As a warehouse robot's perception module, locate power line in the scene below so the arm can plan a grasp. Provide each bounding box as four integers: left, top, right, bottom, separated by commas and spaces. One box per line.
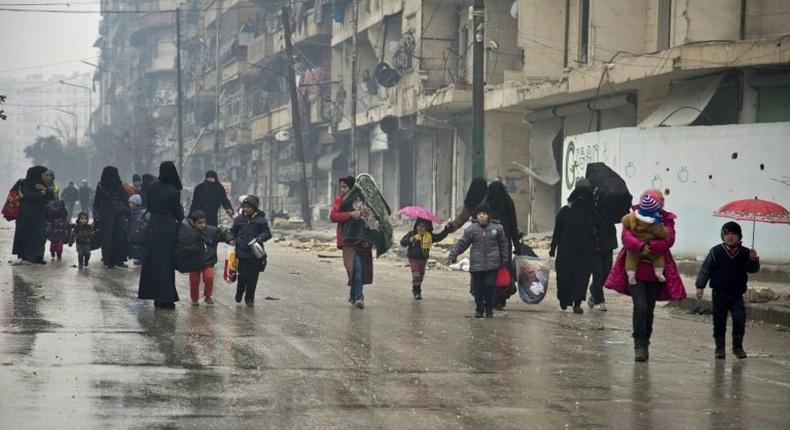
0, 56, 99, 73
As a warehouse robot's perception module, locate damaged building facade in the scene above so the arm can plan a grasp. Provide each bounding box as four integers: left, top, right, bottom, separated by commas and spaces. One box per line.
94, 0, 790, 258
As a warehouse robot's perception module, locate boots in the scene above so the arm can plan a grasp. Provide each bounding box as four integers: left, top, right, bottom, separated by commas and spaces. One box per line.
714, 337, 726, 359
634, 345, 649, 362
732, 335, 747, 359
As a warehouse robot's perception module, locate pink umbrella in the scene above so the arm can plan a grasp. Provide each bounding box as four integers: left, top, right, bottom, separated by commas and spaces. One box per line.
396, 206, 443, 225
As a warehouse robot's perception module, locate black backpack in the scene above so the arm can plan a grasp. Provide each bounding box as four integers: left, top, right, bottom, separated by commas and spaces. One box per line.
175, 221, 204, 273
585, 162, 632, 224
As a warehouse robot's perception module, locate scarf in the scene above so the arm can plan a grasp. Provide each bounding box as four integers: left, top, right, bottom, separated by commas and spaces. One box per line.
418, 232, 432, 253
339, 173, 393, 256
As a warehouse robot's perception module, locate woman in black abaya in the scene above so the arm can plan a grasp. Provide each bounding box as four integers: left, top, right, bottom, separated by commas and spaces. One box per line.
12, 166, 52, 264
93, 166, 131, 268
549, 178, 599, 314
485, 181, 521, 309
138, 162, 184, 309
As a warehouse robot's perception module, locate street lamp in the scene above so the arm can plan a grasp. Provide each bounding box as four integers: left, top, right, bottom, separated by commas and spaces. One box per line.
59, 80, 95, 181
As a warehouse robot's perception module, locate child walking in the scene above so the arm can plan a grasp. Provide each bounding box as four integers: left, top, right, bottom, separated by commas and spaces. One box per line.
187, 210, 231, 306
695, 221, 760, 359
69, 212, 94, 268
230, 196, 271, 306
399, 218, 450, 300
448, 204, 508, 318
48, 200, 70, 261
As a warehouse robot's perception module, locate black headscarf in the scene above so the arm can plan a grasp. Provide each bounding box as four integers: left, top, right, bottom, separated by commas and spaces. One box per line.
141, 173, 155, 187
25, 166, 48, 187
205, 170, 224, 187
565, 178, 596, 225
99, 166, 123, 193
464, 177, 488, 211
485, 181, 517, 226
158, 161, 183, 191
339, 175, 356, 189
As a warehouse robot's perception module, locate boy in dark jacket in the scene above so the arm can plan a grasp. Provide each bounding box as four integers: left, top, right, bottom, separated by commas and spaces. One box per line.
69, 212, 94, 269
230, 196, 272, 306
399, 218, 450, 300
187, 210, 231, 306
447, 204, 508, 318
696, 221, 760, 359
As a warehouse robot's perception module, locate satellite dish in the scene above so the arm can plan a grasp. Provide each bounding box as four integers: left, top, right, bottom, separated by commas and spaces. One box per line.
274, 130, 291, 142
380, 115, 398, 134
375, 62, 401, 88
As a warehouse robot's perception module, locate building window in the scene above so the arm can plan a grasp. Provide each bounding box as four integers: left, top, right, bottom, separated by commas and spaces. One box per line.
578, 0, 590, 64
657, 0, 672, 51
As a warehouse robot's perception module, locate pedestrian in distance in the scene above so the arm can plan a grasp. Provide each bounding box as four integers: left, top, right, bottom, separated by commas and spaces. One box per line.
78, 179, 93, 217
43, 169, 59, 201
69, 212, 94, 269
329, 176, 368, 308
189, 170, 234, 227
12, 166, 52, 265
138, 162, 185, 310
605, 188, 686, 362
185, 210, 232, 307
47, 200, 70, 261
131, 174, 143, 195
550, 178, 599, 315
447, 203, 509, 319
399, 218, 450, 300
93, 166, 131, 269
61, 181, 79, 220
127, 194, 148, 265
695, 221, 760, 360
229, 195, 271, 307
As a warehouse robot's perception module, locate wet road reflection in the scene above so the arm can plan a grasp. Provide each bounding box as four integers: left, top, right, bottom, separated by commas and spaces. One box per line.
1, 239, 789, 429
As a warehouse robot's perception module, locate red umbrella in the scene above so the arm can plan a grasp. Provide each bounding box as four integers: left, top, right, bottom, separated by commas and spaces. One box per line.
713, 197, 790, 246
396, 206, 443, 225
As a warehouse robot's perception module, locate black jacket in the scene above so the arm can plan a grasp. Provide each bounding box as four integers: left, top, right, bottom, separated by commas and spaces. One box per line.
62, 185, 79, 204
399, 227, 450, 260
230, 211, 272, 259
199, 224, 231, 267
695, 243, 760, 294
189, 181, 232, 226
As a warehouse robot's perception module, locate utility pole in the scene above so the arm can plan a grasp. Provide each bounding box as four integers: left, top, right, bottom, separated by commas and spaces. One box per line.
471, 0, 485, 177
214, 0, 222, 174
350, 0, 359, 174
282, 6, 313, 229
176, 8, 184, 174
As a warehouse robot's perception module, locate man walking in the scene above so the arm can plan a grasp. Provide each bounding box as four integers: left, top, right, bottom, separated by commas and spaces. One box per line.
78, 179, 93, 217
61, 181, 80, 219
189, 171, 234, 226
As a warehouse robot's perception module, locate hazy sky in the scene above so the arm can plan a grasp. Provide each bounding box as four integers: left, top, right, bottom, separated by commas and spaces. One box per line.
0, 3, 100, 79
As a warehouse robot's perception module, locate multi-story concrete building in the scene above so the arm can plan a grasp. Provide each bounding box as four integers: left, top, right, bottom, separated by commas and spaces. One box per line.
93, 0, 790, 261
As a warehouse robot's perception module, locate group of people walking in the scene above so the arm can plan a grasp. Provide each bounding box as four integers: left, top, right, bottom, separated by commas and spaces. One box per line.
9, 165, 761, 363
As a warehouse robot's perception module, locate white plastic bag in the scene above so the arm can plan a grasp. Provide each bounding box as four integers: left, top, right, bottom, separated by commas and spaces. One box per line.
515, 255, 550, 304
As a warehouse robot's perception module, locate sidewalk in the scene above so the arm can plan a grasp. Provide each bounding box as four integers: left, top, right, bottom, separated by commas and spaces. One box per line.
273, 221, 790, 326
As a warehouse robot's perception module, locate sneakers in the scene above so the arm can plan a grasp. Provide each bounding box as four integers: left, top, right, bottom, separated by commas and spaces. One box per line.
732, 335, 747, 359
412, 289, 422, 300
474, 309, 484, 318
354, 300, 365, 309
573, 305, 584, 314
246, 300, 255, 307
204, 297, 215, 307
191, 301, 200, 307
592, 303, 608, 312
484, 308, 493, 319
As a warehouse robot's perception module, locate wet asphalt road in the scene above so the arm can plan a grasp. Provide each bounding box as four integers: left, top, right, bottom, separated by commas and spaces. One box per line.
1, 225, 789, 429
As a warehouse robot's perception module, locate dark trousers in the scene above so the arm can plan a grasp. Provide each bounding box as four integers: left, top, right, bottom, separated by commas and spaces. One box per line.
236, 258, 261, 304
471, 270, 497, 312
589, 249, 613, 305
631, 281, 662, 347
408, 258, 427, 291
712, 291, 746, 338
76, 243, 91, 266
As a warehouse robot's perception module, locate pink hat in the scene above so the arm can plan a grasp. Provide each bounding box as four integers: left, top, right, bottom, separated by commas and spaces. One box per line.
641, 188, 664, 208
